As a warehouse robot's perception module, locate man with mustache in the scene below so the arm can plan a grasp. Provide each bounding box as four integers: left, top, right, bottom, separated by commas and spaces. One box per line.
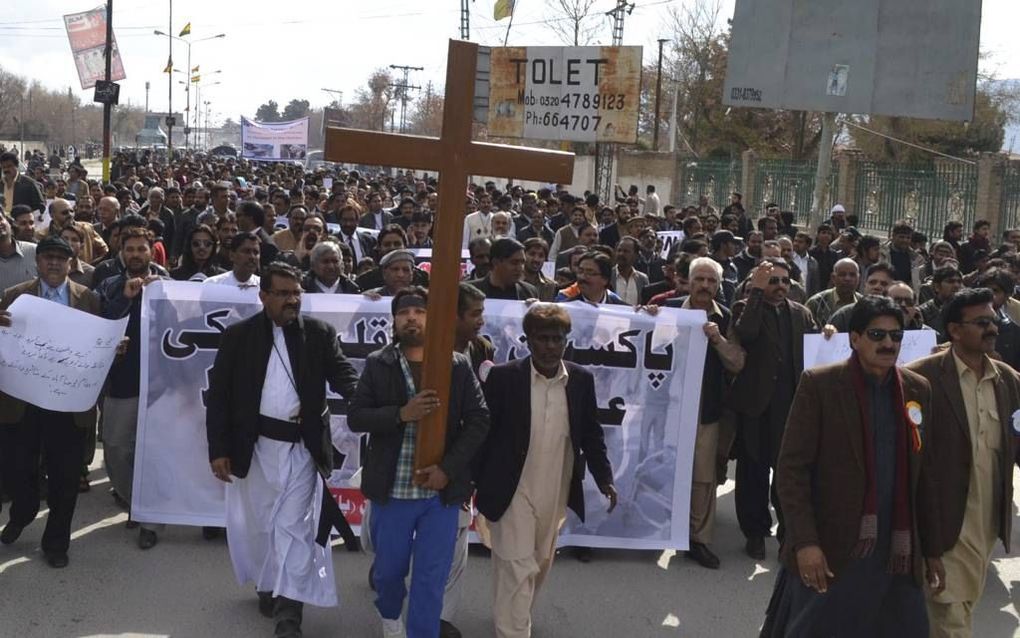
96, 227, 169, 550
729, 259, 817, 560
205, 262, 361, 638
0, 213, 37, 294
664, 257, 745, 569
761, 296, 944, 637
204, 232, 261, 289
349, 287, 489, 638
906, 289, 1020, 637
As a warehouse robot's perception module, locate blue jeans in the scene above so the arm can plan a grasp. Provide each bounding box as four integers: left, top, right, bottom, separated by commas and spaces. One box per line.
370, 496, 459, 638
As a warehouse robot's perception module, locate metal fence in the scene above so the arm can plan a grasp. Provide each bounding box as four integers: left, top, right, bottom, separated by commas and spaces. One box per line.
752, 159, 839, 227
1002, 161, 1020, 231
851, 161, 979, 239
676, 158, 742, 211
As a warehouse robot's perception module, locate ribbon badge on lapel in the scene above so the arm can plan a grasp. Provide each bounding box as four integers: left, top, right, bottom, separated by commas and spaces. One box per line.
1012, 409, 1020, 437
905, 400, 923, 453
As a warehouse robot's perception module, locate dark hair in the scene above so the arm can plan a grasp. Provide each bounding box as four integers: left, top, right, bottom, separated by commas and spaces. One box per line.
0, 151, 18, 165
942, 288, 994, 328
756, 216, 777, 231
578, 251, 612, 280
794, 231, 812, 247
584, 193, 600, 208
973, 219, 990, 233
180, 224, 218, 272
522, 237, 550, 258
891, 220, 914, 236
942, 221, 963, 240
457, 282, 486, 317
10, 204, 32, 219
391, 285, 428, 317
120, 226, 153, 246
682, 217, 702, 234
761, 257, 790, 273
260, 262, 302, 292
616, 236, 640, 253
976, 268, 1013, 294
681, 238, 708, 255
848, 295, 904, 335
864, 262, 895, 281
932, 264, 962, 285
377, 224, 407, 247
228, 231, 259, 252
523, 302, 571, 336
490, 237, 524, 262
209, 183, 228, 198
857, 235, 881, 253
118, 213, 148, 230
237, 201, 265, 227
816, 223, 834, 237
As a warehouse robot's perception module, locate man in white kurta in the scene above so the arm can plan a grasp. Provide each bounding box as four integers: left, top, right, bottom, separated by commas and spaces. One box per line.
224, 322, 336, 611
487, 362, 574, 638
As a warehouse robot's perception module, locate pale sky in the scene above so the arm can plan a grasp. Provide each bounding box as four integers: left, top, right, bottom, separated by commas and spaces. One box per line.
2, 0, 1017, 128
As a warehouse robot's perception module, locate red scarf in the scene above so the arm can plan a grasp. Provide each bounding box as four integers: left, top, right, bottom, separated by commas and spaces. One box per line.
847, 354, 913, 575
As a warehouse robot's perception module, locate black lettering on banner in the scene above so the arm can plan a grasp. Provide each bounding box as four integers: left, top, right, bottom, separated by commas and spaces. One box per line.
567, 58, 581, 85
730, 87, 763, 102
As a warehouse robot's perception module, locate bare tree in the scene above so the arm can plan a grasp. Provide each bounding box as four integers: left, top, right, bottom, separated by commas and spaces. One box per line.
667, 0, 726, 155
545, 0, 605, 46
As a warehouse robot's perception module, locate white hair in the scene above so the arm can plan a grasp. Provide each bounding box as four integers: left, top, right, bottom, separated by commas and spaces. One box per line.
309, 241, 340, 266
148, 186, 165, 198
689, 256, 723, 280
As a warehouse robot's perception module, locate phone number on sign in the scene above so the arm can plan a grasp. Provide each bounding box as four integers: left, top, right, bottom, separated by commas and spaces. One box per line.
560, 93, 627, 110
525, 112, 602, 131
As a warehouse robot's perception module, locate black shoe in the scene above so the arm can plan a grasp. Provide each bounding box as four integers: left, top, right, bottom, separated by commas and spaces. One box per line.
257, 591, 276, 619
44, 551, 69, 568
1, 524, 23, 545
273, 597, 303, 638
111, 489, 130, 511
201, 526, 222, 540
439, 619, 463, 638
745, 536, 766, 561
686, 542, 721, 569
575, 547, 593, 563
138, 529, 158, 550
344, 536, 361, 552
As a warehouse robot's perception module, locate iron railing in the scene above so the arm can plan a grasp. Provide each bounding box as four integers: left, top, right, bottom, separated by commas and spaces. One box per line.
676, 158, 742, 212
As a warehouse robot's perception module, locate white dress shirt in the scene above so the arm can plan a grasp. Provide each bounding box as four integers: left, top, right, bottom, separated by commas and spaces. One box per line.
259, 325, 301, 421
204, 271, 261, 289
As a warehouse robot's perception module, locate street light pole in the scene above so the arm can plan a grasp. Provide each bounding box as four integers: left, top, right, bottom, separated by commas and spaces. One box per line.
102, 0, 113, 181
167, 0, 173, 156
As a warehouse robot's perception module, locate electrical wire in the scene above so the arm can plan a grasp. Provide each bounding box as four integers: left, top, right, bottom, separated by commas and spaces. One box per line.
844, 120, 978, 165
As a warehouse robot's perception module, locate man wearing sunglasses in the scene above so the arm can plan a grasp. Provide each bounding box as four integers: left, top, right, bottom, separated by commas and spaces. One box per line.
762, 296, 944, 637
729, 258, 817, 560
907, 288, 1020, 638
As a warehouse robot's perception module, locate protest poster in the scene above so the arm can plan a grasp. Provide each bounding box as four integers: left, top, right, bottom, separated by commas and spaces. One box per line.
63, 7, 126, 90
241, 117, 309, 161
0, 295, 128, 412
134, 281, 708, 550
802, 329, 937, 370
657, 230, 685, 260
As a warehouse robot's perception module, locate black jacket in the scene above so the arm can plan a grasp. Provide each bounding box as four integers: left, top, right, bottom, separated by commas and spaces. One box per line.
301, 272, 360, 294
474, 357, 614, 523
6, 174, 45, 213
347, 343, 490, 505
205, 311, 360, 479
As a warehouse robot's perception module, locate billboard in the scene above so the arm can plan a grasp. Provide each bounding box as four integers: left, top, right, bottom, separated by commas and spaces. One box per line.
240, 117, 309, 161
63, 7, 126, 90
722, 0, 982, 121
487, 46, 642, 143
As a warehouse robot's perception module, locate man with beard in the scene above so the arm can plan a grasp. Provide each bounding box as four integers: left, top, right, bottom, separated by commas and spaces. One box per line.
204, 232, 261, 289
521, 238, 558, 302
11, 206, 38, 243
907, 289, 1020, 637
96, 227, 169, 549
91, 215, 149, 289
0, 237, 102, 568
272, 205, 308, 253
761, 296, 944, 637
349, 287, 489, 638
366, 249, 417, 298
733, 231, 763, 283
730, 259, 816, 560
205, 262, 360, 638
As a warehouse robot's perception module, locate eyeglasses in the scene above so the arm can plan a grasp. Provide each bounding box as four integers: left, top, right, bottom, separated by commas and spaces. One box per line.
956, 317, 996, 329
891, 297, 915, 307
768, 276, 791, 285
865, 329, 905, 342
191, 240, 214, 248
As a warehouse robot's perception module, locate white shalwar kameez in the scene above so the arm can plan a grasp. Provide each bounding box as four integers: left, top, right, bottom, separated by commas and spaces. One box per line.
224, 325, 338, 608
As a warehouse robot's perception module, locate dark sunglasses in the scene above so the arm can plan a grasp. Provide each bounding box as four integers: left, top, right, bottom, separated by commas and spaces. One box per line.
191, 240, 214, 248
865, 329, 905, 343
768, 276, 791, 285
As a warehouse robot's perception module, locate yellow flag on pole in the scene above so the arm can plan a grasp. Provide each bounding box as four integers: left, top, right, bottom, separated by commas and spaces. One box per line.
163, 58, 173, 74
191, 75, 200, 83
191, 65, 200, 73
179, 22, 191, 37
493, 0, 515, 21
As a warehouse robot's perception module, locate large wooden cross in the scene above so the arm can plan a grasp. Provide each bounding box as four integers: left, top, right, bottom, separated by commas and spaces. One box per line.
324, 39, 574, 471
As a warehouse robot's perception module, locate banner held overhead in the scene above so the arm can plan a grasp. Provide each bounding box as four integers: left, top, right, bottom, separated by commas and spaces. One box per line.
240, 116, 310, 161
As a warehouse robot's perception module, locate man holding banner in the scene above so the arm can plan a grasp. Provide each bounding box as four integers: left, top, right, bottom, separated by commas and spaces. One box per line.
205, 262, 361, 638
0, 237, 100, 569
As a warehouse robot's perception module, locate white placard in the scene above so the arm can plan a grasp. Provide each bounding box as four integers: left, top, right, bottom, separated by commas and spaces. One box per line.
658, 230, 685, 260
241, 116, 309, 161
803, 329, 937, 370
0, 294, 128, 411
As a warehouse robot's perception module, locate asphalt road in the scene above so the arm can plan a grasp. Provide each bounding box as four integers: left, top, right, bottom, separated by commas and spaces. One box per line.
2, 451, 1020, 638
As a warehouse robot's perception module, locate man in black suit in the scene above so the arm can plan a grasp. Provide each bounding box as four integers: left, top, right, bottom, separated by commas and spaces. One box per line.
205, 262, 360, 638
475, 303, 616, 638
337, 204, 376, 265
0, 152, 45, 217
358, 191, 394, 230
468, 237, 538, 301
